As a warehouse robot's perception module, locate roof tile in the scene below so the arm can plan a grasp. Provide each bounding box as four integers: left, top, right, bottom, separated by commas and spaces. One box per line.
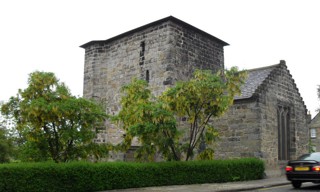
235, 64, 279, 100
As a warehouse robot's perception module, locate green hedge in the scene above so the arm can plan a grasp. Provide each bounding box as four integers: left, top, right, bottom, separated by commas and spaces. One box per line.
0, 158, 264, 192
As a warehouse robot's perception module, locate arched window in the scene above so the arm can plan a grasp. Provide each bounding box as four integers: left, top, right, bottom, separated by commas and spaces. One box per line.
278, 106, 290, 160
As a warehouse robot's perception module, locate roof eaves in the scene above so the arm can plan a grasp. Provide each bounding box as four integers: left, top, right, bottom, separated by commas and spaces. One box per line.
80, 16, 229, 48
234, 94, 258, 103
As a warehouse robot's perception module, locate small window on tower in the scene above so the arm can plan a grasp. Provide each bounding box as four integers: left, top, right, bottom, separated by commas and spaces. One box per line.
146, 70, 150, 82
139, 41, 145, 65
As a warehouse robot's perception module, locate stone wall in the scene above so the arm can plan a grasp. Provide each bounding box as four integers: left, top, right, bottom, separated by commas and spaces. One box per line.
213, 99, 262, 159
167, 21, 225, 83
213, 62, 309, 176
81, 17, 227, 145
261, 63, 308, 163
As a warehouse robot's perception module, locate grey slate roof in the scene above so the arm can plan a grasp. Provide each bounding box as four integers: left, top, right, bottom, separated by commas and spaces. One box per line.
234, 63, 280, 100
236, 60, 308, 114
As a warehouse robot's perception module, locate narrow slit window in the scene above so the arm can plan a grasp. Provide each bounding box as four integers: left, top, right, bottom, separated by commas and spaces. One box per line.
146, 70, 150, 82
139, 41, 145, 65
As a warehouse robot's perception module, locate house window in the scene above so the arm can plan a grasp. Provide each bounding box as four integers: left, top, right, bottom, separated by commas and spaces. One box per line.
277, 106, 290, 160
311, 128, 316, 138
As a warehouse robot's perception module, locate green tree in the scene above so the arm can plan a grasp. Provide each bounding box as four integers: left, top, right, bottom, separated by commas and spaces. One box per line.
162, 68, 246, 160
114, 68, 246, 161
1, 71, 108, 163
0, 124, 13, 163
113, 79, 179, 161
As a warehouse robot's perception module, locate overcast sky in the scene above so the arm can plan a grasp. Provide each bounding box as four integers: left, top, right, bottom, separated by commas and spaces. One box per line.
0, 0, 319, 117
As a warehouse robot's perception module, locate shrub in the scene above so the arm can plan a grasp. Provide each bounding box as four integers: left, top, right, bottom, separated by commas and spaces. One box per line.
0, 158, 264, 192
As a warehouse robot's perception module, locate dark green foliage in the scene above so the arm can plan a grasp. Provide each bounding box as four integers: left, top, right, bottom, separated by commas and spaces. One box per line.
0, 128, 13, 163
0, 158, 264, 192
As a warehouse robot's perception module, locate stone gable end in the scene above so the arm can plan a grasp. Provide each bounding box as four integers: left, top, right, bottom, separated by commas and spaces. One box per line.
213, 61, 309, 176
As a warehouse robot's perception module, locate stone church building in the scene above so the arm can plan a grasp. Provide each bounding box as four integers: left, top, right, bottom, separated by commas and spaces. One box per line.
80, 16, 309, 176
213, 61, 309, 176
80, 16, 227, 145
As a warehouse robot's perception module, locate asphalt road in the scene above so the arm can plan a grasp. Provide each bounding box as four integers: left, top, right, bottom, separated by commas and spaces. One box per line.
246, 182, 320, 191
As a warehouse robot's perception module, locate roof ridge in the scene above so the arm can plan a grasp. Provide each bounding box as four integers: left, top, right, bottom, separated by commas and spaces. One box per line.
247, 63, 280, 72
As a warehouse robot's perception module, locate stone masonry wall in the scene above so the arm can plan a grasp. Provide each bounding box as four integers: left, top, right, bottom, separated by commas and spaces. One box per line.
213, 63, 308, 176
166, 21, 225, 83
83, 22, 174, 144
259, 63, 309, 168
82, 19, 226, 145
213, 99, 262, 159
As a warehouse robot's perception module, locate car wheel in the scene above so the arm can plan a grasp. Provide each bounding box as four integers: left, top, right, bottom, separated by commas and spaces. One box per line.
292, 181, 302, 189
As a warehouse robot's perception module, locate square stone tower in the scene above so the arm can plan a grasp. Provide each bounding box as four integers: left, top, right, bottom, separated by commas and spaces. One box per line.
80, 16, 229, 144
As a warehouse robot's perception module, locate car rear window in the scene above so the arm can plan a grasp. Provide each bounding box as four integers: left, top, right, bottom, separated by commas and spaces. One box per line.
298, 153, 320, 161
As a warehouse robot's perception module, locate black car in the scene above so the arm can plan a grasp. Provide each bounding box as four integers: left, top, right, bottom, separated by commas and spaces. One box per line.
286, 152, 320, 188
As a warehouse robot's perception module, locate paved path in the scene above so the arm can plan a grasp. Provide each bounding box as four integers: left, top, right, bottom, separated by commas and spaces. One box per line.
104, 176, 290, 192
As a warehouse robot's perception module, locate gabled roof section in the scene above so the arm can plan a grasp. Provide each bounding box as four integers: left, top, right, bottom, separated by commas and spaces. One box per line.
234, 63, 280, 100
235, 60, 307, 114
310, 112, 320, 128
80, 16, 229, 48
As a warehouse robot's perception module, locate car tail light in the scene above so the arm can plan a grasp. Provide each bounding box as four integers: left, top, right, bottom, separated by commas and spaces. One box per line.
312, 166, 320, 172
286, 166, 293, 172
